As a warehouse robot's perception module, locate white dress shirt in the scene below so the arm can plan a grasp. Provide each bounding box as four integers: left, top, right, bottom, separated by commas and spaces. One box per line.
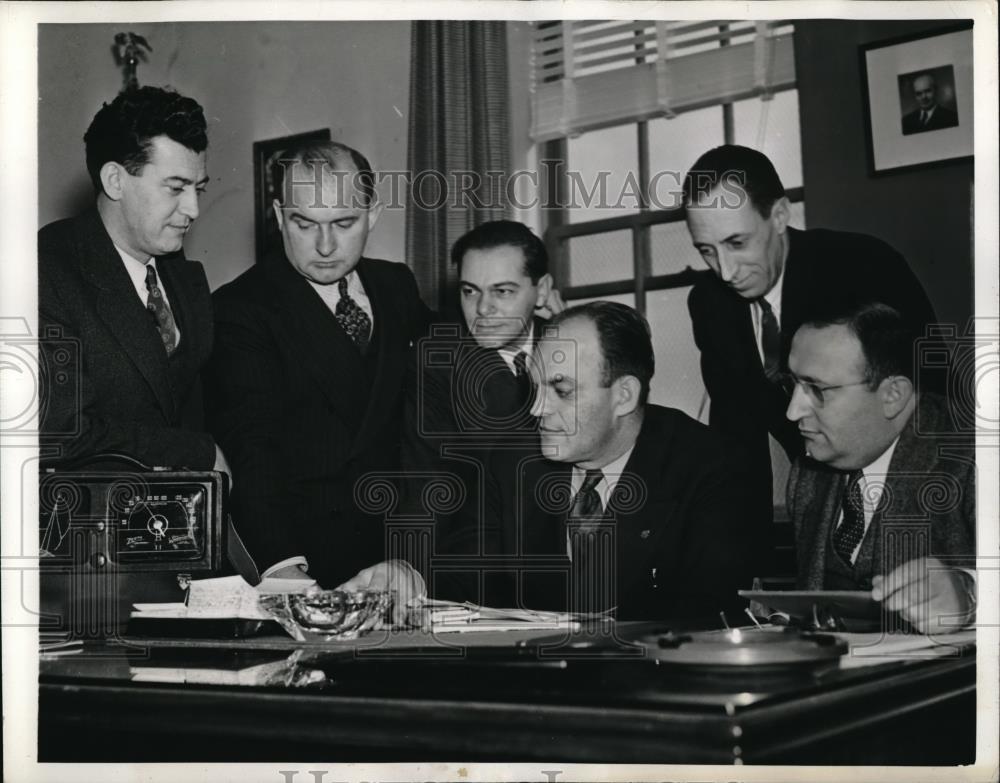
566, 446, 636, 560
835, 437, 899, 563
750, 265, 784, 366
496, 323, 535, 375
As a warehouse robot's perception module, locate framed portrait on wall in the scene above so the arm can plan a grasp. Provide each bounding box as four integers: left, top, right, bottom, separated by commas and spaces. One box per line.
252, 128, 331, 263
860, 23, 973, 176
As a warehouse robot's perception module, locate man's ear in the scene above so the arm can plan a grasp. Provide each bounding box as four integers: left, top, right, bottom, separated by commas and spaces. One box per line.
272, 199, 285, 230
534, 273, 553, 308
613, 374, 642, 418
880, 375, 915, 420
99, 162, 126, 202
770, 196, 791, 235
366, 200, 385, 231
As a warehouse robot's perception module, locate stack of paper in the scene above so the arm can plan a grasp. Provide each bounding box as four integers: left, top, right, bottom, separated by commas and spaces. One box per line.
420, 598, 582, 633
131, 574, 311, 621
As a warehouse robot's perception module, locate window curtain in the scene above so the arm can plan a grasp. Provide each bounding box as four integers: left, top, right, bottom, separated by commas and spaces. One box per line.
406, 21, 510, 312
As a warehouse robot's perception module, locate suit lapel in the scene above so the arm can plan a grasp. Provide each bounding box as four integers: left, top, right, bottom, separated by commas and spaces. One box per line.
349, 259, 408, 457
608, 414, 674, 574
265, 256, 369, 426
798, 464, 842, 589
76, 210, 177, 420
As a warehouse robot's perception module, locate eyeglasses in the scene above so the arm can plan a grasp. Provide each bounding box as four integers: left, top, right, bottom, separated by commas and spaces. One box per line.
778, 372, 870, 408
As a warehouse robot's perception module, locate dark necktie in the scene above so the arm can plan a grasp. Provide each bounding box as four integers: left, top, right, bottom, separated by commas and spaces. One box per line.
144, 264, 178, 356
758, 298, 781, 382
512, 350, 531, 401
569, 469, 604, 528
832, 470, 866, 563
335, 276, 371, 352
921, 110, 930, 126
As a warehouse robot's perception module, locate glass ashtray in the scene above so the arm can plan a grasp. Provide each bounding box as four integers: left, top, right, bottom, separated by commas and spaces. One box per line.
259, 589, 394, 641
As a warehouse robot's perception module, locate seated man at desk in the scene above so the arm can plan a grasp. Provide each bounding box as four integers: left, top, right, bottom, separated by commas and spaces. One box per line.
785, 301, 976, 634
429, 301, 754, 621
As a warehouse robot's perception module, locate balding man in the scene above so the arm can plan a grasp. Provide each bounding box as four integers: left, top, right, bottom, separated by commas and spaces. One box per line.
205, 141, 431, 587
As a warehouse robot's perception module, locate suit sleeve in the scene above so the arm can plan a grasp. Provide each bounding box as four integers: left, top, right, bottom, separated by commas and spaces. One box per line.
37, 250, 215, 470
204, 294, 303, 572
666, 429, 757, 619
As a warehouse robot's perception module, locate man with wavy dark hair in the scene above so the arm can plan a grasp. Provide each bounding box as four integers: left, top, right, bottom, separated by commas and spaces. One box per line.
38, 86, 228, 474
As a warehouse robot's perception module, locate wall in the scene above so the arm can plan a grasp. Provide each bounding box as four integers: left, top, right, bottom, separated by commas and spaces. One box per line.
795, 20, 974, 329
38, 22, 411, 291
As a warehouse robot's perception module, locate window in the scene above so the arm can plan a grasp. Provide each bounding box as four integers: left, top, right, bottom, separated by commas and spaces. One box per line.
532, 20, 805, 419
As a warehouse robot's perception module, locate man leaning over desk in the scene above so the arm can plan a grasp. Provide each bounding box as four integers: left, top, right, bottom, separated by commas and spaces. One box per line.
784, 301, 976, 634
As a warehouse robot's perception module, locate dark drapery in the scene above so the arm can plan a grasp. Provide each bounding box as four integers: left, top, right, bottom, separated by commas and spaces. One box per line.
406, 21, 510, 312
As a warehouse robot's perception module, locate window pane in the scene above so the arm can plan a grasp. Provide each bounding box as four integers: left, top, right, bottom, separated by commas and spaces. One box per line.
568, 292, 636, 308
733, 89, 803, 189
566, 230, 633, 287
648, 106, 725, 210
649, 219, 705, 276
566, 124, 639, 223
645, 287, 706, 420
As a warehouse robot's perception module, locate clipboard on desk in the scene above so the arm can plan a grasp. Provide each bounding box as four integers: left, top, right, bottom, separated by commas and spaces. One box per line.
740, 589, 882, 630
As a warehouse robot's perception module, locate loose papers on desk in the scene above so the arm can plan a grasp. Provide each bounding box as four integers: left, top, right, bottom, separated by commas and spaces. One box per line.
131, 574, 309, 621
420, 598, 582, 633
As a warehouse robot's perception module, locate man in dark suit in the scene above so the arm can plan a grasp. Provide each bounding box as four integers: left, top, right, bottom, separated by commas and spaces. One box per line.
901, 72, 960, 135
205, 141, 431, 587
402, 221, 553, 501
39, 86, 227, 474
683, 145, 936, 569
785, 302, 975, 634
427, 302, 754, 622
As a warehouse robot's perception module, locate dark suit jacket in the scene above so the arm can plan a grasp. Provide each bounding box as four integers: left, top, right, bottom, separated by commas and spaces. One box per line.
902, 105, 960, 135
38, 209, 215, 469
688, 227, 937, 556
402, 316, 539, 474
433, 404, 754, 622
788, 394, 974, 589
205, 254, 432, 587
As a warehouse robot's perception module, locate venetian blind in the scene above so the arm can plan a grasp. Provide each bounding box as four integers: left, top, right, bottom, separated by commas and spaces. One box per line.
530, 20, 796, 141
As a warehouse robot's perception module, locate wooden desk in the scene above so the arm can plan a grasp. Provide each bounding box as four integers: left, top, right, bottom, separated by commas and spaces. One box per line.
39, 626, 976, 764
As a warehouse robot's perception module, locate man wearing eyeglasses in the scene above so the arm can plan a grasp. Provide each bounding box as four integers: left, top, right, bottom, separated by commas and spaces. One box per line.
683, 145, 937, 571
785, 302, 975, 634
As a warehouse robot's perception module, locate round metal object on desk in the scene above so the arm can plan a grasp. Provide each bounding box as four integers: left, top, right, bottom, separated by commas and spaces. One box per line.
638, 628, 847, 677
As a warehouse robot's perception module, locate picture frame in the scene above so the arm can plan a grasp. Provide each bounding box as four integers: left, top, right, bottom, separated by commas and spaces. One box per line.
859, 22, 973, 176
252, 128, 331, 263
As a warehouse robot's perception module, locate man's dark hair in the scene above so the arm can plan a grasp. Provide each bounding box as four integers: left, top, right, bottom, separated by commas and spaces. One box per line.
272, 140, 376, 208
682, 144, 785, 218
549, 301, 655, 405
802, 301, 915, 387
84, 86, 208, 192
451, 220, 549, 283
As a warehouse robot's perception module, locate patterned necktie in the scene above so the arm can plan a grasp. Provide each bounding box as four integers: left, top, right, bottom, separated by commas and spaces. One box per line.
512, 350, 531, 402
832, 470, 866, 563
569, 469, 604, 526
335, 276, 371, 352
145, 264, 178, 356
758, 298, 781, 382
